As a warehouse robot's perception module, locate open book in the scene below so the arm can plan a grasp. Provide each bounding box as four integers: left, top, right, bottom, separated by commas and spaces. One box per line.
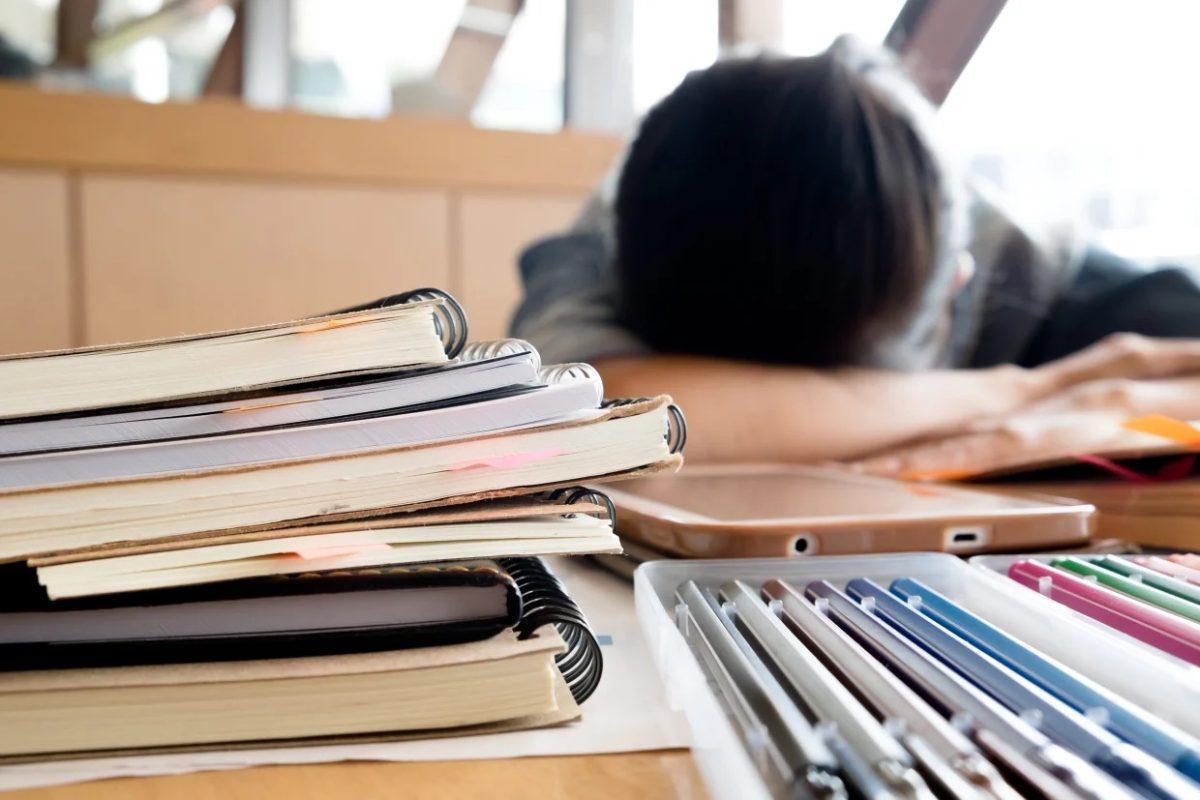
892, 413, 1200, 549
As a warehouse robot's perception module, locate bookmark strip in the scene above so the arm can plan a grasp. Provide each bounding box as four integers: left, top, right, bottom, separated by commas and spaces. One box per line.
1070, 453, 1196, 483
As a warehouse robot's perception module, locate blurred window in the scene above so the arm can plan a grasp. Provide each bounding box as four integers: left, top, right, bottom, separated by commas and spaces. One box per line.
781, 0, 903, 55
291, 0, 462, 118
631, 1, 904, 116
472, 0, 564, 132
939, 0, 1200, 270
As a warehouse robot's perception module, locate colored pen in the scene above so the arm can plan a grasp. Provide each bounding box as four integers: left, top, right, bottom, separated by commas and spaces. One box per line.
972, 727, 1111, 800
1009, 560, 1200, 666
1134, 556, 1200, 587
1169, 554, 1200, 571
804, 580, 1136, 800
847, 577, 1198, 800
1091, 556, 1200, 607
764, 578, 1021, 800
719, 581, 935, 800
890, 576, 1200, 784
1052, 558, 1200, 624
675, 581, 847, 800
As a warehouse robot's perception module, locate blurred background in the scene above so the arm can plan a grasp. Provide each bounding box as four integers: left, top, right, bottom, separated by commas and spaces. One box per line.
1, 0, 1198, 353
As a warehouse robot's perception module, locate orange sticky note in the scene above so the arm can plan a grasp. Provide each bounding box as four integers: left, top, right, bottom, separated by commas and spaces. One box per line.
1122, 414, 1200, 447
900, 467, 981, 483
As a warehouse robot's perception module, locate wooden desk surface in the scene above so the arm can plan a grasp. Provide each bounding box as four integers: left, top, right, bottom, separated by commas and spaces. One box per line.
5, 751, 706, 800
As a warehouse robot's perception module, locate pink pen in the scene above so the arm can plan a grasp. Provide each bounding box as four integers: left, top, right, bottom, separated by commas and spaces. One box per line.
1008, 559, 1200, 666
1133, 555, 1200, 587
1169, 553, 1200, 571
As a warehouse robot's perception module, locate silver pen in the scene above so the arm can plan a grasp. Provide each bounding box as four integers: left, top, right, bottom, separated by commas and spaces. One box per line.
675, 580, 847, 800
720, 580, 935, 800
763, 578, 1020, 800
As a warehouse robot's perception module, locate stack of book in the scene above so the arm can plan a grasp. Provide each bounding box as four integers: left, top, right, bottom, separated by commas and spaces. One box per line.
0, 289, 685, 759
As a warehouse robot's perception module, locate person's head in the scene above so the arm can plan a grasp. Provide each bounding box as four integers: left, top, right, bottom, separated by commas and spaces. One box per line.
614, 39, 966, 369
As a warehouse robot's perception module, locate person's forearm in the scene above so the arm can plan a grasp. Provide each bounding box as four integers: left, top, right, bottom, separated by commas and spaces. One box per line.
594, 355, 1042, 463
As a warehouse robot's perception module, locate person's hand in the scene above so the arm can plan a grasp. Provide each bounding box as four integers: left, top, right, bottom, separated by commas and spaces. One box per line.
851, 375, 1200, 478
1033, 334, 1200, 395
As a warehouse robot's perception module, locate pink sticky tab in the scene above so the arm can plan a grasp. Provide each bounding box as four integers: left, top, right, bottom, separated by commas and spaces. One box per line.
291, 543, 392, 561
449, 448, 563, 472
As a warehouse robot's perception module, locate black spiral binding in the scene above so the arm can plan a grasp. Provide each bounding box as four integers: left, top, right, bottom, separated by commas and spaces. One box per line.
458, 338, 542, 371
330, 288, 468, 359
546, 485, 617, 527
498, 556, 604, 704
600, 398, 688, 455
538, 362, 601, 385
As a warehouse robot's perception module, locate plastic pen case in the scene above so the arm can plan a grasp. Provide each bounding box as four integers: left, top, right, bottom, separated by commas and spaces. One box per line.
762, 579, 1020, 800
889, 577, 1200, 784
803, 580, 1131, 800
1007, 560, 1200, 666
845, 579, 1196, 800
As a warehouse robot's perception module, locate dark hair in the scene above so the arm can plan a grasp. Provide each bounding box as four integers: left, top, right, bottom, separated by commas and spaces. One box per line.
614, 50, 944, 365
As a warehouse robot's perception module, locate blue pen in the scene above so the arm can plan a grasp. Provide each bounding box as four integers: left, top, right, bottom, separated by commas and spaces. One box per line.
846, 578, 1200, 800
890, 576, 1200, 784
805, 580, 1136, 800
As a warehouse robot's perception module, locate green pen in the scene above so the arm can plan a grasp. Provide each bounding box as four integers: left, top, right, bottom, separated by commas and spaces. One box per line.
1091, 555, 1200, 607
1052, 557, 1200, 624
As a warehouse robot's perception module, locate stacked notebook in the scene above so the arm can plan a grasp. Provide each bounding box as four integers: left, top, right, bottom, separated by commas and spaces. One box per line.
0, 289, 685, 758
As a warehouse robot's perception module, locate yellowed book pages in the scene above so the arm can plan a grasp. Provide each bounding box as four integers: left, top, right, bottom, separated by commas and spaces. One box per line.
31, 498, 607, 565
0, 629, 565, 758
0, 397, 682, 561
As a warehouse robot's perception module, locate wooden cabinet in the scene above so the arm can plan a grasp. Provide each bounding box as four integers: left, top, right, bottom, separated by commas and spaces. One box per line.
80, 176, 450, 343
0, 85, 618, 353
0, 169, 71, 354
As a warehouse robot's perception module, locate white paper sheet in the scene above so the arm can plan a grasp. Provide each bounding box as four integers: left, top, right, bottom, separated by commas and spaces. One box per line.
0, 558, 691, 791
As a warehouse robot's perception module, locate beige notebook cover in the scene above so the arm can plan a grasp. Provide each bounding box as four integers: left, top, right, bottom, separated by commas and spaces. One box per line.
0, 629, 570, 761
0, 299, 443, 361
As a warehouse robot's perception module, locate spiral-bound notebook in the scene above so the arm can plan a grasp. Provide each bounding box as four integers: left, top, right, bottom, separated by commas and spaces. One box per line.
0, 289, 468, 422
0, 556, 603, 759
0, 343, 543, 457
0, 358, 605, 490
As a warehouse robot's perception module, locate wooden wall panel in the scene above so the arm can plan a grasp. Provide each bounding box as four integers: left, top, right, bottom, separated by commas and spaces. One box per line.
0, 169, 72, 355
80, 176, 450, 344
458, 193, 584, 341
0, 84, 620, 193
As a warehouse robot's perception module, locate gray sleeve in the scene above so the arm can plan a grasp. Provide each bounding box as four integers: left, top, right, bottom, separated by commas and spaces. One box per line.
508, 150, 649, 365
508, 230, 648, 365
